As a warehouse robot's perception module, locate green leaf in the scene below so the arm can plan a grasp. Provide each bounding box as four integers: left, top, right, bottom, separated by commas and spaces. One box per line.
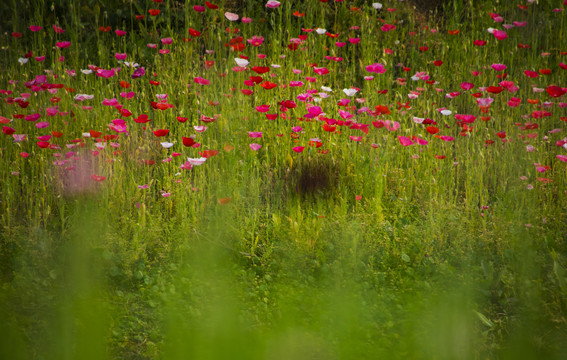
474, 310, 493, 328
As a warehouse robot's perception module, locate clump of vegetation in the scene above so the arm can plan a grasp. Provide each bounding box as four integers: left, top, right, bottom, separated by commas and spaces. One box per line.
0, 0, 566, 359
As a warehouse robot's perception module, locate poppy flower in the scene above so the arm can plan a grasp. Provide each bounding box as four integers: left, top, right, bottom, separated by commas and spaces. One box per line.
182, 137, 195, 147
546, 85, 566, 98
188, 28, 201, 37
260, 81, 277, 90
252, 66, 270, 74
266, 0, 280, 8
218, 197, 231, 205
492, 30, 507, 40
56, 41, 71, 48
365, 63, 387, 74
194, 77, 210, 85
205, 1, 218, 9
524, 70, 539, 78
153, 129, 169, 137
398, 136, 414, 146
199, 150, 218, 158
426, 126, 439, 134
225, 12, 239, 21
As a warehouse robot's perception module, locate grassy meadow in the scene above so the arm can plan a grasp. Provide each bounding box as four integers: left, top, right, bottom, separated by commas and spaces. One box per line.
0, 0, 566, 358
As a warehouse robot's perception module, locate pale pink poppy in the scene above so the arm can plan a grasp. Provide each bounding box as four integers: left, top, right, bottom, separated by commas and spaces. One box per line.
225, 12, 239, 21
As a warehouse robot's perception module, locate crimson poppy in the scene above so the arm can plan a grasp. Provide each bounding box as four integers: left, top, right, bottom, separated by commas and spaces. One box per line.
153, 129, 169, 137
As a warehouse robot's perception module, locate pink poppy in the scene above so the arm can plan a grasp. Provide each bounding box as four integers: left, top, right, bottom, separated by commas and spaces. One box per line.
225, 12, 239, 21
365, 63, 387, 74
266, 1, 280, 8
194, 77, 210, 85
398, 136, 414, 146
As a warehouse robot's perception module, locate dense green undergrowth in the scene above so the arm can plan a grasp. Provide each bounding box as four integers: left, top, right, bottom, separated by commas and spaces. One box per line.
1, 0, 566, 358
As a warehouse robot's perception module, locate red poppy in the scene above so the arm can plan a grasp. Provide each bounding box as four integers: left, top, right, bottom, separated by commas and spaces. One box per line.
426, 126, 439, 135
153, 129, 169, 137
199, 150, 218, 158
261, 81, 277, 90
487, 86, 504, 94
293, 11, 305, 17
134, 114, 151, 123
546, 85, 566, 98
182, 137, 195, 147
251, 66, 270, 74
373, 105, 391, 115
189, 28, 201, 37
89, 130, 102, 138
205, 1, 218, 9
230, 43, 246, 51
148, 9, 160, 16
524, 70, 539, 78
2, 126, 15, 135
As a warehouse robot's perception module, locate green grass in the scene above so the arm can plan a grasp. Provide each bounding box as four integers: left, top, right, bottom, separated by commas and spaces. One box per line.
0, 0, 566, 358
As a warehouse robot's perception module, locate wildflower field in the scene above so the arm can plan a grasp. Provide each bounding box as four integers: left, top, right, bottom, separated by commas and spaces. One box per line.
0, 0, 566, 358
